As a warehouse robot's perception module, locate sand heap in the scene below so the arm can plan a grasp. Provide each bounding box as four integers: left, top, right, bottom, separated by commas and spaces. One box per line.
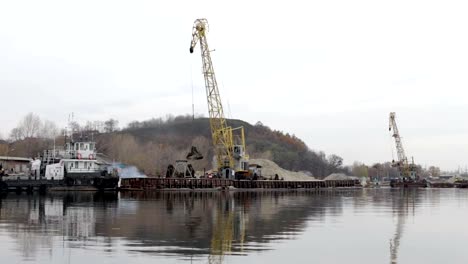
447, 176, 468, 183
324, 173, 352, 181
249, 159, 316, 181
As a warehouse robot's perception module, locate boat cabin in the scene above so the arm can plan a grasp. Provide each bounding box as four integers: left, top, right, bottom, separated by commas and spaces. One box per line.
65, 141, 96, 160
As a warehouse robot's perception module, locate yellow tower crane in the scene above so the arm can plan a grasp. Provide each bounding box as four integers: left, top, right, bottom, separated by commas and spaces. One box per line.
388, 112, 416, 179
189, 18, 249, 178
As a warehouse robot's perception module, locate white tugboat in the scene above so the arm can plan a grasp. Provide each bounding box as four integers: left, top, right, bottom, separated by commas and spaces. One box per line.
1, 130, 119, 192
39, 139, 119, 190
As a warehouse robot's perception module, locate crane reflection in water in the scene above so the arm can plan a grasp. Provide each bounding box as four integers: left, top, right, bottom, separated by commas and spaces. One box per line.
389, 189, 417, 264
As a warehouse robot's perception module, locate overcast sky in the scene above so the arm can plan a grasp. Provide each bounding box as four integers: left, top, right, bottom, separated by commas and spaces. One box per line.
0, 0, 467, 171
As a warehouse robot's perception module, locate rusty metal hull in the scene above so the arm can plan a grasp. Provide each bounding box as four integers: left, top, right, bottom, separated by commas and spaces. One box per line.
390, 181, 427, 188
119, 178, 360, 191
454, 181, 468, 188
0, 177, 119, 193
427, 182, 454, 188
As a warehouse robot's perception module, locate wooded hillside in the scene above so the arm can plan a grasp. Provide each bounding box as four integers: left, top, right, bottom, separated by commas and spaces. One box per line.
95, 115, 347, 178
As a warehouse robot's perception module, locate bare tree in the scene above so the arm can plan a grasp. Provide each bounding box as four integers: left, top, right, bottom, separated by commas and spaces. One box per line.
9, 113, 42, 141
9, 128, 23, 141
428, 166, 441, 177
127, 121, 141, 130
39, 120, 59, 139
84, 121, 94, 131
104, 119, 119, 133
21, 112, 41, 138
68, 121, 81, 133
328, 154, 343, 168
351, 162, 369, 178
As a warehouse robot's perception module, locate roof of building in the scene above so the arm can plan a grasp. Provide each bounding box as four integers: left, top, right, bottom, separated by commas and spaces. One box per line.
0, 156, 33, 162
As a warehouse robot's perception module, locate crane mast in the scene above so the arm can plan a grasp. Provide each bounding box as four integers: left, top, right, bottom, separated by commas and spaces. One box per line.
389, 112, 415, 179
189, 18, 248, 175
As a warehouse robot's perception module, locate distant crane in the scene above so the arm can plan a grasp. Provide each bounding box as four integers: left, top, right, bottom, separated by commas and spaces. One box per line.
388, 112, 416, 179
189, 18, 249, 178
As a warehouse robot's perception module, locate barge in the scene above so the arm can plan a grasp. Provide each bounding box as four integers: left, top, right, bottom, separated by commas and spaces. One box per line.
119, 177, 360, 191
390, 180, 427, 188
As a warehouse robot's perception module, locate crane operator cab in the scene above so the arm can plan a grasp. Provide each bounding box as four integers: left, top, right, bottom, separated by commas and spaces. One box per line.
233, 145, 244, 159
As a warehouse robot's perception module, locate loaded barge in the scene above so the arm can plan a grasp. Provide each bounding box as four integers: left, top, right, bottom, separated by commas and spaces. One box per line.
1, 176, 360, 193
120, 177, 360, 191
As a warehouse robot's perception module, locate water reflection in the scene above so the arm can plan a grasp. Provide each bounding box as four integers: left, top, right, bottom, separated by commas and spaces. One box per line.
0, 189, 464, 263
388, 189, 418, 264
114, 191, 334, 257
0, 190, 351, 262
0, 192, 118, 260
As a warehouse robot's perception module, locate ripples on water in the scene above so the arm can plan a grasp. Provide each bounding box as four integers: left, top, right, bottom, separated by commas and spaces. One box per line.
0, 189, 467, 264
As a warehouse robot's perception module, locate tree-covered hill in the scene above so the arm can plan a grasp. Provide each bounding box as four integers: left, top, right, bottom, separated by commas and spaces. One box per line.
95, 115, 346, 178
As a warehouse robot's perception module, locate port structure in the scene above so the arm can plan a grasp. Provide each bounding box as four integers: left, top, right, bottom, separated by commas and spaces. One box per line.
388, 112, 416, 179
189, 18, 249, 178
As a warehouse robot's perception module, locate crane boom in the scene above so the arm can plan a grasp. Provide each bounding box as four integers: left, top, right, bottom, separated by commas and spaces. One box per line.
389, 112, 415, 179
189, 18, 248, 174
389, 112, 407, 165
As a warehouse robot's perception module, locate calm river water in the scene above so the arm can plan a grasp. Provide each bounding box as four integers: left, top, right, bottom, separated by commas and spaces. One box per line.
0, 189, 467, 263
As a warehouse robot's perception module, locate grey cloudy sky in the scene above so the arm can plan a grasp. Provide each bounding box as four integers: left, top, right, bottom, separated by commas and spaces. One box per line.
0, 0, 467, 170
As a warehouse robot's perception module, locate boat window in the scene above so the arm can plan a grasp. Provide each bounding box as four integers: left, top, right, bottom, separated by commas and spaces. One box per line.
80, 143, 84, 150
75, 144, 79, 151
89, 143, 94, 150
75, 161, 79, 168
85, 144, 88, 150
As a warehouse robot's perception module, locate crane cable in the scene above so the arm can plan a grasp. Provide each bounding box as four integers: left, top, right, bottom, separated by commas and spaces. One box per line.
191, 59, 195, 120
389, 128, 395, 162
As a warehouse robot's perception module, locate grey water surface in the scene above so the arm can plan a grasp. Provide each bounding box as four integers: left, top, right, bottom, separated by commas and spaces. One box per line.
0, 189, 466, 264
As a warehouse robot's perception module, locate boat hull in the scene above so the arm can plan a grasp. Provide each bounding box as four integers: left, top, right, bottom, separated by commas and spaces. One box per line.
390, 180, 427, 188
0, 176, 119, 192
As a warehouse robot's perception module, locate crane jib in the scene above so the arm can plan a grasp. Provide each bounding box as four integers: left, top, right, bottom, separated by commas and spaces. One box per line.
189, 18, 249, 175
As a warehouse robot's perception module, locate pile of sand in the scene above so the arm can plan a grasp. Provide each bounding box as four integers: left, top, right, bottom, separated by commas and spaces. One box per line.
447, 176, 468, 183
324, 173, 352, 181
249, 159, 316, 181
